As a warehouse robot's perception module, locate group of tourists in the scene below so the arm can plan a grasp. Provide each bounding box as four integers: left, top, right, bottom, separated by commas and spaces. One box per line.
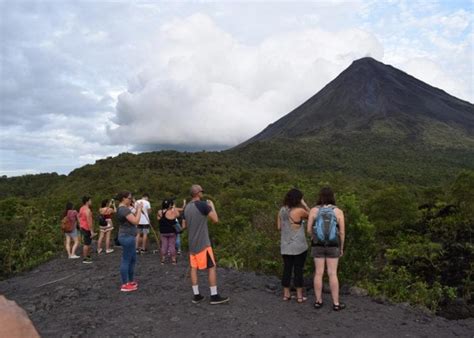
61, 184, 345, 309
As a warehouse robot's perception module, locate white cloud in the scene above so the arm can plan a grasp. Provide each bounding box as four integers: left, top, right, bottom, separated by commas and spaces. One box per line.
108, 13, 384, 148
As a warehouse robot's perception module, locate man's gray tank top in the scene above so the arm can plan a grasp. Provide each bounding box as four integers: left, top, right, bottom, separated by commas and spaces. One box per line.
280, 207, 308, 255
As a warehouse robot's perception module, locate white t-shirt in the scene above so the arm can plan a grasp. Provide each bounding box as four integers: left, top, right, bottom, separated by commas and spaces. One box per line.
137, 199, 151, 225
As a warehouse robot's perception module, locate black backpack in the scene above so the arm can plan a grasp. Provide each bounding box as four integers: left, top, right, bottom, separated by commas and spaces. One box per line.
98, 214, 108, 227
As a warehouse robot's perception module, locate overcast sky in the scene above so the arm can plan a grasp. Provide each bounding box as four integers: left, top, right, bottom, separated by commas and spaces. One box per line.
1, 0, 472, 176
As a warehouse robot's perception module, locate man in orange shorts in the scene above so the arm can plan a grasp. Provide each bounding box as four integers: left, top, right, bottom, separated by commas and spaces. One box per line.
183, 184, 229, 304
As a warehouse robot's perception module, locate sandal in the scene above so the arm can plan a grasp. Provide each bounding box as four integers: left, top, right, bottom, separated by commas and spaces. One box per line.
282, 295, 291, 301
314, 301, 323, 309
333, 303, 346, 311
297, 297, 307, 304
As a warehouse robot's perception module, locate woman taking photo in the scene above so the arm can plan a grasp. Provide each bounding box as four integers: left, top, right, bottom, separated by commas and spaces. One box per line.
97, 199, 116, 254
307, 187, 346, 311
63, 202, 80, 259
277, 188, 309, 303
157, 199, 181, 265
116, 191, 143, 292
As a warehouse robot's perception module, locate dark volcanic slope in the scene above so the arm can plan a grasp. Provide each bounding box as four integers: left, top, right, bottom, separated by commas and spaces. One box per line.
1, 247, 473, 337
240, 57, 474, 146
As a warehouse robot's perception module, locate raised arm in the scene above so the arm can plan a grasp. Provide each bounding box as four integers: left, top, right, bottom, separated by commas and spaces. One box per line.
307, 208, 318, 236
126, 204, 143, 225
207, 200, 219, 224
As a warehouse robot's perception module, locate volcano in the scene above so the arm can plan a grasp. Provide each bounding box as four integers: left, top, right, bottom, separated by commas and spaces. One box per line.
239, 57, 473, 147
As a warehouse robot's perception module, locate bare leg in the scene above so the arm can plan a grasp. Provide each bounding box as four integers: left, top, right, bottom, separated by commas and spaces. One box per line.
97, 231, 104, 252
83, 245, 89, 258
135, 234, 141, 251
71, 237, 79, 256
283, 287, 291, 299
326, 258, 340, 305
208, 266, 217, 287
142, 233, 148, 250
105, 230, 111, 251
313, 258, 325, 303
296, 287, 304, 300
65, 236, 71, 257
190, 267, 198, 286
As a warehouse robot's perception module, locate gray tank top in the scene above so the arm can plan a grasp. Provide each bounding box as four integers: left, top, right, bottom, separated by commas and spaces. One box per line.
280, 207, 308, 255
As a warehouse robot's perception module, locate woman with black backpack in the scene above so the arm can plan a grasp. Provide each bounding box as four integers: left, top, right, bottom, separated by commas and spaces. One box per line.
97, 199, 116, 254
307, 187, 346, 311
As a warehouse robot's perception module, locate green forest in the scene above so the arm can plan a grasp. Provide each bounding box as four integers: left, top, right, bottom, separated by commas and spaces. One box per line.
0, 146, 473, 318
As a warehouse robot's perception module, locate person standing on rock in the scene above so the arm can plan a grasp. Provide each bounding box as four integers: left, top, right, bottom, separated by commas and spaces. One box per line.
183, 185, 229, 305
307, 187, 346, 311
78, 196, 96, 264
116, 191, 143, 292
135, 193, 151, 254
157, 199, 180, 265
63, 202, 80, 259
97, 199, 116, 254
277, 188, 309, 303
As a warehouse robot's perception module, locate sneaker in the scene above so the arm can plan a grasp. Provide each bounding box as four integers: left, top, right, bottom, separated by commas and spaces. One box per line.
69, 254, 80, 259
97, 248, 103, 254
192, 294, 204, 304
120, 283, 138, 292
177, 250, 182, 256
82, 257, 93, 264
129, 281, 138, 287
106, 249, 114, 254
209, 294, 230, 305
136, 249, 141, 254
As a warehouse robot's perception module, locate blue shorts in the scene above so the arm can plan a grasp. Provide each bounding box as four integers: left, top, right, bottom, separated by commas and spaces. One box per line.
65, 227, 78, 239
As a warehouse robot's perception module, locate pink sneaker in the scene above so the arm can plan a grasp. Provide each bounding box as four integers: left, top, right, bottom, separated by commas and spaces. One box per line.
129, 281, 138, 287
120, 283, 138, 292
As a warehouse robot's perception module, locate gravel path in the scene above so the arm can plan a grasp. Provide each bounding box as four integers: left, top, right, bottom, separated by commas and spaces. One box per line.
1, 247, 473, 337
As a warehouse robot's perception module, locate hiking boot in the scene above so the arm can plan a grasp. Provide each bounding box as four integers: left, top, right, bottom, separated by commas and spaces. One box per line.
120, 283, 138, 292
209, 294, 229, 305
82, 257, 92, 264
192, 294, 204, 304
106, 249, 114, 254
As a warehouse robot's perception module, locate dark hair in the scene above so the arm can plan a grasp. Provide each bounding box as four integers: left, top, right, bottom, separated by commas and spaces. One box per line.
162, 199, 174, 210
64, 202, 74, 217
101, 199, 109, 208
82, 196, 91, 205
283, 188, 303, 208
116, 191, 131, 202
142, 193, 150, 198
317, 187, 336, 205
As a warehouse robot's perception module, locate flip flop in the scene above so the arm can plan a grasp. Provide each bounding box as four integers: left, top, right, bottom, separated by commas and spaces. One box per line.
297, 297, 307, 304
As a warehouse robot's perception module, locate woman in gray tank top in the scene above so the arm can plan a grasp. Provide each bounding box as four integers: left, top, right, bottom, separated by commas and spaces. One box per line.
277, 188, 309, 303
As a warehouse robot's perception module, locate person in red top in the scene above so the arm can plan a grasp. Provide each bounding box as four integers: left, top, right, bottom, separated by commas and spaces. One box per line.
78, 196, 96, 264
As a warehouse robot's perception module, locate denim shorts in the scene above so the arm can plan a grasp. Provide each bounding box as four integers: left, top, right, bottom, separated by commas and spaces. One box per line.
65, 227, 78, 239
137, 224, 150, 235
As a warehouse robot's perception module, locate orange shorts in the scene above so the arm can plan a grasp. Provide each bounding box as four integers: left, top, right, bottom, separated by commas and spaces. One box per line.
189, 246, 216, 270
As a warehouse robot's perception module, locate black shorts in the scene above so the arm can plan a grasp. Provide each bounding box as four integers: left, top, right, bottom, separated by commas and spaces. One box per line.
81, 229, 92, 245
312, 246, 340, 258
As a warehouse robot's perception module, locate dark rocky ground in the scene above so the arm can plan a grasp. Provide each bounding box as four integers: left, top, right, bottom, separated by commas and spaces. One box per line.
1, 244, 473, 338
